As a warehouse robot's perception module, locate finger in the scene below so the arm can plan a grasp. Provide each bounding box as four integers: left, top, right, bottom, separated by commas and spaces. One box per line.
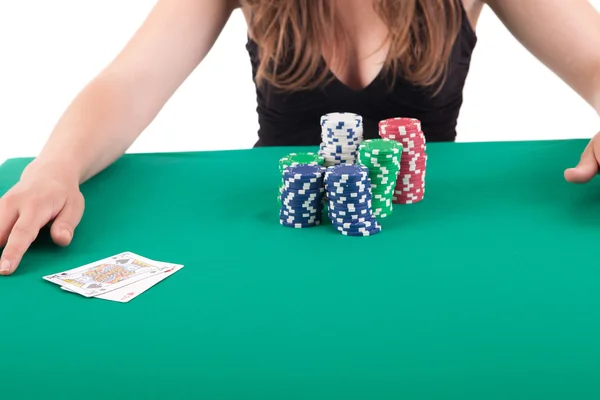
0, 198, 18, 248
0, 205, 53, 275
564, 138, 599, 183
50, 192, 85, 247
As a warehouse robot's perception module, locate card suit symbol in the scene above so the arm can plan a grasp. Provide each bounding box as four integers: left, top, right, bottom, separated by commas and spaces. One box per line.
88, 284, 102, 289
115, 259, 129, 264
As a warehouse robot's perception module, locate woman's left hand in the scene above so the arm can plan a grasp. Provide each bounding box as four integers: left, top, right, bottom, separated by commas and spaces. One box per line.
564, 131, 600, 183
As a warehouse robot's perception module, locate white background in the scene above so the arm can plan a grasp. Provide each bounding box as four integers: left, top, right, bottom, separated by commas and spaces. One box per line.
1, 1, 600, 166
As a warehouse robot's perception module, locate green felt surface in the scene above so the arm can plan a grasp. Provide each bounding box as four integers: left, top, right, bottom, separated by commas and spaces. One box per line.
1, 139, 600, 399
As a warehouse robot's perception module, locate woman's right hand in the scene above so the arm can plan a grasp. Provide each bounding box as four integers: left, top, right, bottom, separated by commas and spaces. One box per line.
0, 160, 84, 276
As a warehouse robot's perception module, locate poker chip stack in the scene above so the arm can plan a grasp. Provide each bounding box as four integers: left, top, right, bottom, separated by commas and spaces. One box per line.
318, 112, 364, 167
378, 118, 427, 204
278, 152, 324, 203
324, 164, 381, 236
279, 165, 326, 228
357, 139, 403, 218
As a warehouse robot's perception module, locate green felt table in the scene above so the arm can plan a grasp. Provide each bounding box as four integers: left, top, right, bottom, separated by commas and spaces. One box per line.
1, 139, 600, 399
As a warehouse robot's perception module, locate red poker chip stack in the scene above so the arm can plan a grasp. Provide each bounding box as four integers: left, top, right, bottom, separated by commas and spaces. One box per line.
378, 118, 427, 204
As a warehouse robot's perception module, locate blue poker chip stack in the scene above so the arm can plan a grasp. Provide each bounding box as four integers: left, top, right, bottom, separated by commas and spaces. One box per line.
325, 164, 382, 236
318, 112, 364, 167
279, 165, 326, 228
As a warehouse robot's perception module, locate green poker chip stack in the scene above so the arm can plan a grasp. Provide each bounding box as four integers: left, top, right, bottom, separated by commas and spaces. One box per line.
357, 139, 403, 218
278, 152, 325, 203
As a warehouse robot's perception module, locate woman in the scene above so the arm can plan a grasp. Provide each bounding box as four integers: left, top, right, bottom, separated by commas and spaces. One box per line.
0, 0, 599, 275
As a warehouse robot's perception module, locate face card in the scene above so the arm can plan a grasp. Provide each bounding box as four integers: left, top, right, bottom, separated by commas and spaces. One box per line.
60, 263, 183, 302
43, 252, 172, 298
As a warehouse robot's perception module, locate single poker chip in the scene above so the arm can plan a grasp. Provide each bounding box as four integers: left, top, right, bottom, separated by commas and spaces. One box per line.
279, 152, 324, 171
327, 209, 370, 218
280, 189, 323, 199
327, 189, 372, 198
282, 182, 324, 192
280, 219, 322, 228
335, 222, 382, 234
326, 187, 370, 198
325, 183, 370, 194
328, 215, 370, 224
325, 177, 370, 185
319, 149, 358, 158
359, 138, 403, 155
326, 155, 359, 162
281, 202, 322, 211
336, 224, 382, 236
281, 199, 324, 207
321, 137, 361, 145
325, 183, 370, 193
282, 208, 322, 217
325, 164, 369, 180
280, 186, 325, 194
325, 185, 370, 194
280, 210, 321, 220
379, 117, 422, 132
327, 201, 373, 210
327, 203, 371, 213
281, 197, 323, 206
281, 203, 322, 211
325, 198, 373, 206
283, 175, 323, 183
379, 126, 423, 137
325, 186, 370, 195
327, 192, 372, 203
280, 185, 325, 193
361, 154, 401, 164
280, 214, 320, 224
329, 199, 372, 208
327, 201, 373, 211
321, 112, 363, 127
322, 129, 361, 139
336, 219, 378, 230
282, 164, 326, 179
319, 146, 358, 154
281, 208, 322, 218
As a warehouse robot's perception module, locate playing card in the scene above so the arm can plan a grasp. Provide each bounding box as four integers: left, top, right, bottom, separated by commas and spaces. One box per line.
43, 251, 173, 298
60, 263, 183, 302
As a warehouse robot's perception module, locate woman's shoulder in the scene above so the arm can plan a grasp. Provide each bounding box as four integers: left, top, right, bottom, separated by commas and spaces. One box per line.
461, 0, 485, 30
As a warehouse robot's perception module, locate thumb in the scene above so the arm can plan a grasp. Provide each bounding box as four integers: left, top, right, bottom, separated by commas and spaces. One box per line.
564, 138, 599, 183
50, 192, 85, 247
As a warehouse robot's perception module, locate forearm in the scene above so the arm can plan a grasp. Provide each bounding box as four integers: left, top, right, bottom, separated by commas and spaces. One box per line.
486, 0, 600, 111
20, 0, 238, 185
594, 68, 600, 116
30, 77, 158, 184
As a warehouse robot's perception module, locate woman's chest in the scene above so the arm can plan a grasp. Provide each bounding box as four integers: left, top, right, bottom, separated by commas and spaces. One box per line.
241, 0, 482, 92
323, 0, 482, 91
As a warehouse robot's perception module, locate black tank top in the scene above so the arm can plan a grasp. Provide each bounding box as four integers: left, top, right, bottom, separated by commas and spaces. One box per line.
245, 5, 477, 147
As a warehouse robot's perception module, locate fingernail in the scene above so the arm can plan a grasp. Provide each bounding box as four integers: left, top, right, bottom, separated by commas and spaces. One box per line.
0, 260, 11, 273
62, 229, 72, 240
